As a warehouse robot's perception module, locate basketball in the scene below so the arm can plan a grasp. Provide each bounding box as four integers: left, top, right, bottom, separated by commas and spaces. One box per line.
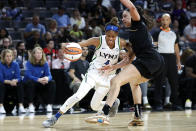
63, 42, 82, 62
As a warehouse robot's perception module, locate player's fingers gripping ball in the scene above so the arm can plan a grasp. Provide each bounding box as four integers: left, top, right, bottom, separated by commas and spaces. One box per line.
63, 42, 82, 62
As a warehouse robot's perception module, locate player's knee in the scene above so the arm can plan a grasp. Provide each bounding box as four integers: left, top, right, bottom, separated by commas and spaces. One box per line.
110, 77, 119, 87
90, 101, 99, 111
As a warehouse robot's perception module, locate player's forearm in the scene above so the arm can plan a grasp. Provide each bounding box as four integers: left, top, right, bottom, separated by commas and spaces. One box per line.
112, 56, 130, 70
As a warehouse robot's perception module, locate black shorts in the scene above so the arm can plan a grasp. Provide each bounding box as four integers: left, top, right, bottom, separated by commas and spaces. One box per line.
132, 49, 165, 79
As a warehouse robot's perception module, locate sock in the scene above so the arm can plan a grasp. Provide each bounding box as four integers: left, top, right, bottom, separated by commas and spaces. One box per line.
165, 97, 170, 104
55, 112, 62, 120
134, 104, 141, 117
102, 104, 111, 115
143, 96, 148, 104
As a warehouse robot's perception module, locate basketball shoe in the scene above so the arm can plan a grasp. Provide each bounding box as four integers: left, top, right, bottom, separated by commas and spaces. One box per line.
85, 111, 110, 125
109, 98, 120, 117
128, 115, 144, 126
42, 116, 57, 128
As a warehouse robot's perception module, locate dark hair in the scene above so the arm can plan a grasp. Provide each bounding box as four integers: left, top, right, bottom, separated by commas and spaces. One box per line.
137, 6, 154, 29
105, 17, 120, 31
125, 6, 154, 30
16, 41, 25, 49
0, 28, 9, 39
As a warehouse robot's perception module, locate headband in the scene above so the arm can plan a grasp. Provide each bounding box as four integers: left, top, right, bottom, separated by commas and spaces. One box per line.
105, 25, 119, 32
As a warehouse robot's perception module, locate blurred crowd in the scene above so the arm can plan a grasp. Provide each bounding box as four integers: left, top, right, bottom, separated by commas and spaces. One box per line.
0, 0, 196, 114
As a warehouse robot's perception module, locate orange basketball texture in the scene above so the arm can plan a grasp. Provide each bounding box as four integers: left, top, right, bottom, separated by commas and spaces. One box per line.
64, 43, 82, 62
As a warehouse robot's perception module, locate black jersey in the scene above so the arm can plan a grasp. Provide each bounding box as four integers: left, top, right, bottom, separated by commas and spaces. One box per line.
128, 19, 153, 56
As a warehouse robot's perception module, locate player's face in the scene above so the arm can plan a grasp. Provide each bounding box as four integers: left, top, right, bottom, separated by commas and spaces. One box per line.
161, 16, 171, 28
5, 52, 13, 65
105, 30, 118, 48
34, 49, 43, 61
122, 11, 131, 27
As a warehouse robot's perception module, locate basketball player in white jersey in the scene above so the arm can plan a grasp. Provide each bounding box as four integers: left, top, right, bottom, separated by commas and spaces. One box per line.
42, 17, 132, 127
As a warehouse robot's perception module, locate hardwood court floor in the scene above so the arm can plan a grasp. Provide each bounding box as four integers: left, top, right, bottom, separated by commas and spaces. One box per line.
0, 110, 196, 131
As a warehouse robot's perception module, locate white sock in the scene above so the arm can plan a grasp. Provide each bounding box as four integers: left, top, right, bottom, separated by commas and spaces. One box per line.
165, 97, 170, 104
143, 97, 148, 104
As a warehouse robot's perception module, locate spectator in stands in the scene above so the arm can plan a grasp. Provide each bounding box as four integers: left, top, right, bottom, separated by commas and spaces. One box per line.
43, 39, 57, 68
91, 19, 102, 37
0, 49, 26, 114
172, 0, 189, 36
185, 52, 196, 109
83, 20, 93, 39
26, 31, 45, 50
23, 47, 56, 113
183, 16, 196, 50
57, 28, 73, 46
70, 24, 83, 42
159, 0, 175, 14
52, 6, 71, 29
78, 0, 90, 18
186, 2, 196, 20
68, 46, 89, 110
48, 19, 59, 42
24, 15, 46, 40
91, 0, 108, 25
52, 48, 70, 70
70, 9, 86, 30
0, 38, 13, 54
44, 32, 53, 44
7, 0, 22, 22
144, 0, 159, 12
0, 8, 9, 20
16, 41, 28, 68
0, 28, 12, 46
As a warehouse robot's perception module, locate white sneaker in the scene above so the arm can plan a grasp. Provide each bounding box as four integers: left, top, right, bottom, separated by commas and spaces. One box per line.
185, 99, 192, 109
28, 105, 35, 113
11, 106, 17, 114
0, 106, 6, 114
19, 106, 26, 113
46, 105, 53, 112
85, 112, 110, 125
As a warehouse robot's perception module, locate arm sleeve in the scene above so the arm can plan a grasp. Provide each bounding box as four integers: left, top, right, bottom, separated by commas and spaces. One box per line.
14, 63, 22, 82
44, 63, 52, 81
25, 62, 39, 82
0, 64, 3, 83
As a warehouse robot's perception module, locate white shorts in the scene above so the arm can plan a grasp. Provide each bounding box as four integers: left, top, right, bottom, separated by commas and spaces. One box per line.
85, 65, 116, 88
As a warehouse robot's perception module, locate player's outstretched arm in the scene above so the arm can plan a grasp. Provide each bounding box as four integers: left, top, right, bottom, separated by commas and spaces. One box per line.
120, 0, 140, 21
78, 37, 100, 48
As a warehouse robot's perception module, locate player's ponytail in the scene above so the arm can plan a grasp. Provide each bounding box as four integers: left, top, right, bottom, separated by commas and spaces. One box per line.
105, 17, 120, 32
136, 6, 154, 30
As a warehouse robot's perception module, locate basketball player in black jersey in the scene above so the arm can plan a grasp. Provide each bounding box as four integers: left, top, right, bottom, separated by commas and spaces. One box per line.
96, 0, 165, 126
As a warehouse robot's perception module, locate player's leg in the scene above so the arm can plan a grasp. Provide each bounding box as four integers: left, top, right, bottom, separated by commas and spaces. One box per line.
85, 86, 109, 124
42, 76, 96, 127
99, 64, 148, 125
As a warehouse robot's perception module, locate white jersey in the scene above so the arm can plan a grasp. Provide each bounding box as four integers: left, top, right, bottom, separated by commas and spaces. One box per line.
86, 35, 121, 87
90, 35, 120, 70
